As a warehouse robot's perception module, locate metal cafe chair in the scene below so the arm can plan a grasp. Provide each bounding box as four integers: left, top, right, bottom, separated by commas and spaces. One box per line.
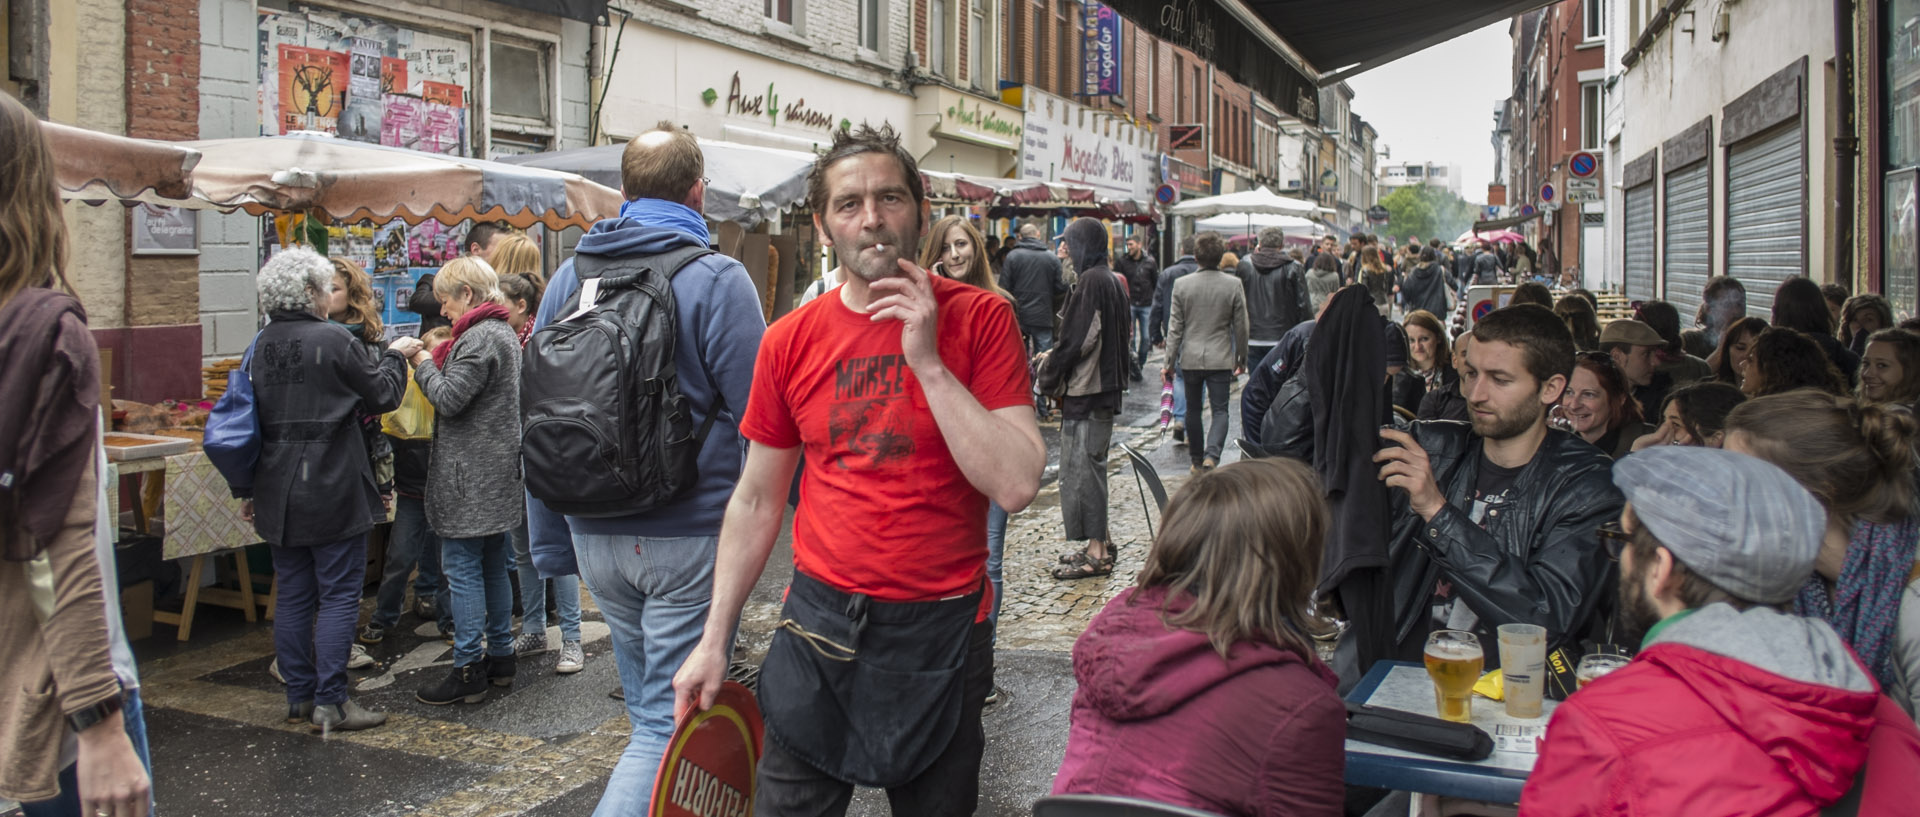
1120, 443, 1168, 539
1032, 794, 1229, 817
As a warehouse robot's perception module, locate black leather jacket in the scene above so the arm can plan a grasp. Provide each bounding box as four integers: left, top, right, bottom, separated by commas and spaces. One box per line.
1387, 422, 1624, 657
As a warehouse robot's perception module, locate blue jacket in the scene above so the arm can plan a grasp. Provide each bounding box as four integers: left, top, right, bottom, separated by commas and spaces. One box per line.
524, 205, 766, 577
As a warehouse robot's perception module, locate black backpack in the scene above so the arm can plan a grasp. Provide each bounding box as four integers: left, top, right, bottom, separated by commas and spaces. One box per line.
520, 245, 717, 518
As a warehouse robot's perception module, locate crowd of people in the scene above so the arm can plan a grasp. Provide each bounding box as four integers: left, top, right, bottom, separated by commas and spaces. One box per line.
7, 75, 1920, 817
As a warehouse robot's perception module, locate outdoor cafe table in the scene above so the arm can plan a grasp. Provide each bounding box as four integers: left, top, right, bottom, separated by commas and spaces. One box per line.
1343, 660, 1559, 806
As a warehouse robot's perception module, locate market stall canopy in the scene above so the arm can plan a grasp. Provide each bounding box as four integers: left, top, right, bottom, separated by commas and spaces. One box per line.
1195, 212, 1320, 235
88, 132, 624, 230
1169, 186, 1320, 218
499, 139, 818, 228
1240, 0, 1559, 84
46, 120, 202, 201
1455, 228, 1526, 244
1470, 208, 1547, 232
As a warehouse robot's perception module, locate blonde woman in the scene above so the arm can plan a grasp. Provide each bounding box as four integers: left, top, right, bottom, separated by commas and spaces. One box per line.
489, 232, 545, 291
0, 89, 153, 816
402, 257, 526, 705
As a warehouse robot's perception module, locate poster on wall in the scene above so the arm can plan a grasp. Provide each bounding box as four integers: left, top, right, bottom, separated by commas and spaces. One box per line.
341, 38, 385, 143
132, 204, 198, 256
277, 44, 347, 134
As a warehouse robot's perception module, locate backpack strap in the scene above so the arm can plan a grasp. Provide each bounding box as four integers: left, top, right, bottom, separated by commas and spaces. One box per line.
563, 245, 718, 312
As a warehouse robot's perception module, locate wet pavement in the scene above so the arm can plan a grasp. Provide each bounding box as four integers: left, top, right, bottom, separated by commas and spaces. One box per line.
114, 350, 1244, 817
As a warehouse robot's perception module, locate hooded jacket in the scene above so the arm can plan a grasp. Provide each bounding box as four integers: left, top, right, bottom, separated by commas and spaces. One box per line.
1522, 604, 1920, 816
1399, 261, 1451, 318
1305, 264, 1342, 314
1236, 248, 1310, 344
999, 237, 1067, 333
1053, 586, 1347, 817
1037, 221, 1132, 406
524, 202, 766, 576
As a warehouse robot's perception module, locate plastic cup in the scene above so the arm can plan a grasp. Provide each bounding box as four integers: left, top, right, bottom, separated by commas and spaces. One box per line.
1497, 623, 1547, 719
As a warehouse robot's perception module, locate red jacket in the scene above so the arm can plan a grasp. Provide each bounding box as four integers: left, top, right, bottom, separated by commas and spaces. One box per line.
1051, 587, 1346, 817
1522, 612, 1920, 817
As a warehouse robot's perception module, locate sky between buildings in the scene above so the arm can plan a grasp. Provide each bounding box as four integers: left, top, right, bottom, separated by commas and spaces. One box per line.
1346, 21, 1513, 206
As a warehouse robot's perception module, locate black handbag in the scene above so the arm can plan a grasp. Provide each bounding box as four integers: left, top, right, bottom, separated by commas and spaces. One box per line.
1344, 700, 1495, 761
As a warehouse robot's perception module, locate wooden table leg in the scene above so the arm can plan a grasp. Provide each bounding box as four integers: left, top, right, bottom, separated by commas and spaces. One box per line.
233, 551, 258, 623
150, 554, 208, 641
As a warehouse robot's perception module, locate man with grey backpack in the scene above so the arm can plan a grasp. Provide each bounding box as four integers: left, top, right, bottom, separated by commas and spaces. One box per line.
519, 121, 765, 813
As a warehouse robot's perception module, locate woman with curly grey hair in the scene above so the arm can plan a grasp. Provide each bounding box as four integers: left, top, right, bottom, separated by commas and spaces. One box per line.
234, 246, 411, 732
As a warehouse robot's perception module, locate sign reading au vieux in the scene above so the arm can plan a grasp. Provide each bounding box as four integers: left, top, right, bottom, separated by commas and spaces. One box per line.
1020, 87, 1156, 202
702, 71, 851, 132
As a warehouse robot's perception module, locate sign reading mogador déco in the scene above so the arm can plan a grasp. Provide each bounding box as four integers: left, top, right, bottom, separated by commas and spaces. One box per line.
704, 71, 847, 132
1082, 2, 1121, 97
1020, 87, 1156, 202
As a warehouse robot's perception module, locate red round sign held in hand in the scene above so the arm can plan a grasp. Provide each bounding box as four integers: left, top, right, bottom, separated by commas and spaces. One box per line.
651, 681, 764, 817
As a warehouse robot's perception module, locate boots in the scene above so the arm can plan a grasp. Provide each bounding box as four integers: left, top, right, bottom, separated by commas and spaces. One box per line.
417, 662, 489, 705
486, 652, 517, 688
310, 699, 388, 732
286, 701, 314, 724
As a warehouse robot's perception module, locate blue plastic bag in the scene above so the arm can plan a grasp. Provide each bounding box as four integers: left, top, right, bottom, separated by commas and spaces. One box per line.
204, 339, 260, 495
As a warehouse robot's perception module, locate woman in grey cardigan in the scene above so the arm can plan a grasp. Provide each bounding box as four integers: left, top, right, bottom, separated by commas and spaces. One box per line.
400, 257, 525, 706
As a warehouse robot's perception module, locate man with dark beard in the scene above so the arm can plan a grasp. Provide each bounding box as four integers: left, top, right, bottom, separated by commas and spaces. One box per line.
1522, 447, 1920, 816
1368, 305, 1621, 676
672, 124, 1046, 815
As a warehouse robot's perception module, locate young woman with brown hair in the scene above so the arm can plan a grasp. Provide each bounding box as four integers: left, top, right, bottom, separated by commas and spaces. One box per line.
1053, 459, 1345, 816
0, 88, 152, 817
919, 215, 1012, 301
1725, 392, 1920, 719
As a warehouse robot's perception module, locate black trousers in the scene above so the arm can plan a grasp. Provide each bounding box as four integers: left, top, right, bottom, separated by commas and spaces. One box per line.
753, 620, 995, 817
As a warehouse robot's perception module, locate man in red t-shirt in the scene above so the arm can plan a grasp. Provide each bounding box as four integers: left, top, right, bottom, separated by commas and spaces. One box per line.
673, 124, 1045, 816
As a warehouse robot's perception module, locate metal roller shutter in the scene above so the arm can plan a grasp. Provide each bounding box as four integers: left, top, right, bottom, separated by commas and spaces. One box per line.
1624, 183, 1656, 302
1727, 121, 1805, 317
1663, 162, 1711, 318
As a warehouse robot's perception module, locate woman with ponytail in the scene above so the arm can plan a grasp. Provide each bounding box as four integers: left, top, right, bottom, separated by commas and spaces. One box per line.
1724, 392, 1920, 719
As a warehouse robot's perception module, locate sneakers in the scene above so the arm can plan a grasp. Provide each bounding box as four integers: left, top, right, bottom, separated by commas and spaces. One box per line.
311, 700, 388, 732
1202, 456, 1217, 471
984, 686, 1002, 706
347, 643, 375, 670
357, 624, 386, 646
417, 663, 489, 705
556, 640, 585, 674
513, 630, 548, 656
486, 652, 517, 688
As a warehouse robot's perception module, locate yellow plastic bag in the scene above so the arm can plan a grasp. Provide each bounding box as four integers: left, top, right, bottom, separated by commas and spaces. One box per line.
381, 370, 435, 440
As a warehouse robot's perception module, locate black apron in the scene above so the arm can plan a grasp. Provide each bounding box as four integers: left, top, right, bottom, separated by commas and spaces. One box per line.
757, 570, 980, 788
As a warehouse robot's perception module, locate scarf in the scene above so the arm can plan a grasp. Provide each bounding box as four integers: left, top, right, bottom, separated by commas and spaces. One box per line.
1795, 516, 1920, 688
619, 198, 713, 246
515, 318, 534, 348
433, 302, 511, 368
1249, 246, 1290, 270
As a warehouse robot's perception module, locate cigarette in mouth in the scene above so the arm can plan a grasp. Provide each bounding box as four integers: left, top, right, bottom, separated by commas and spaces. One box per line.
873, 244, 887, 253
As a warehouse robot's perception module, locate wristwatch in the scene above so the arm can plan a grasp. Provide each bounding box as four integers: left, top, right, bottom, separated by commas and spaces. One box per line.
66, 695, 122, 735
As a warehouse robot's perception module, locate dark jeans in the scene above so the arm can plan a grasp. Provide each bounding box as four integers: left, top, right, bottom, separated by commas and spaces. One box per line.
1183, 369, 1232, 464
370, 494, 449, 632
753, 620, 994, 817
1130, 305, 1152, 365
272, 534, 367, 706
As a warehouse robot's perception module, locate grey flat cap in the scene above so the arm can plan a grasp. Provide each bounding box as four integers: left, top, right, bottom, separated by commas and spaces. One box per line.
1612, 447, 1827, 604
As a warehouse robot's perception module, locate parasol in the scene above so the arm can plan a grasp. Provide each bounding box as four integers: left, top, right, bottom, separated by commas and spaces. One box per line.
45, 120, 202, 201
1168, 185, 1320, 218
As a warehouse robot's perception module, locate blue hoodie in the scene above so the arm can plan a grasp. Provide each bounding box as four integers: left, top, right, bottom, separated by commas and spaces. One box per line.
523, 200, 766, 577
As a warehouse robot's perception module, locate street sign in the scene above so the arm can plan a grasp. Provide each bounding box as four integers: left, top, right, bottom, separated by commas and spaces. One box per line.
1566, 190, 1602, 203
1155, 184, 1177, 205
1485, 205, 1502, 219
1539, 183, 1556, 203
1168, 124, 1205, 151
1569, 151, 1599, 178
1567, 177, 1600, 191
1522, 204, 1536, 215
1367, 204, 1390, 224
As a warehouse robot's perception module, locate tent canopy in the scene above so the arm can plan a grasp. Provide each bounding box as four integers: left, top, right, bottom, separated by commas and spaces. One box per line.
1170, 186, 1320, 218
1195, 212, 1319, 235
500, 139, 817, 228
47, 120, 201, 201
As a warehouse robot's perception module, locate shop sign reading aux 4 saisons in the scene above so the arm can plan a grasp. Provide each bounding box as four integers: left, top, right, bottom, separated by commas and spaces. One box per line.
1019, 87, 1157, 203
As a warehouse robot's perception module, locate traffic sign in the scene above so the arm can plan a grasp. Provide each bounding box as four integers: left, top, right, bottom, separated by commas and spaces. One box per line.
1539, 183, 1556, 203
1567, 177, 1600, 191
1522, 204, 1536, 215
1569, 151, 1599, 178
1484, 205, 1502, 219
1155, 185, 1177, 205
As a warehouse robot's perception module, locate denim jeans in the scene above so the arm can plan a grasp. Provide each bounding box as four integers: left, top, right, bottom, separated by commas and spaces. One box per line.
752, 620, 993, 817
509, 521, 582, 642
1183, 369, 1233, 464
985, 502, 1007, 630
573, 533, 718, 816
1170, 363, 1187, 420
272, 534, 366, 706
19, 687, 152, 817
370, 495, 450, 632
1130, 305, 1152, 365
441, 533, 515, 667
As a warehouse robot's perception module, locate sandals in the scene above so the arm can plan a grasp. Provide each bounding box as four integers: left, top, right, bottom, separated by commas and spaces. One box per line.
1052, 551, 1113, 580
1058, 543, 1118, 563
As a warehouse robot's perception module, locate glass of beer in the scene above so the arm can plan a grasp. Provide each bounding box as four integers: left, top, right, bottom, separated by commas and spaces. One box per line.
1576, 653, 1631, 689
1424, 630, 1485, 723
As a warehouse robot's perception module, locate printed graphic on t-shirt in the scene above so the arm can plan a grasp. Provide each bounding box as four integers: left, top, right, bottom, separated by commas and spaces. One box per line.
829, 353, 916, 470
1469, 487, 1511, 529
